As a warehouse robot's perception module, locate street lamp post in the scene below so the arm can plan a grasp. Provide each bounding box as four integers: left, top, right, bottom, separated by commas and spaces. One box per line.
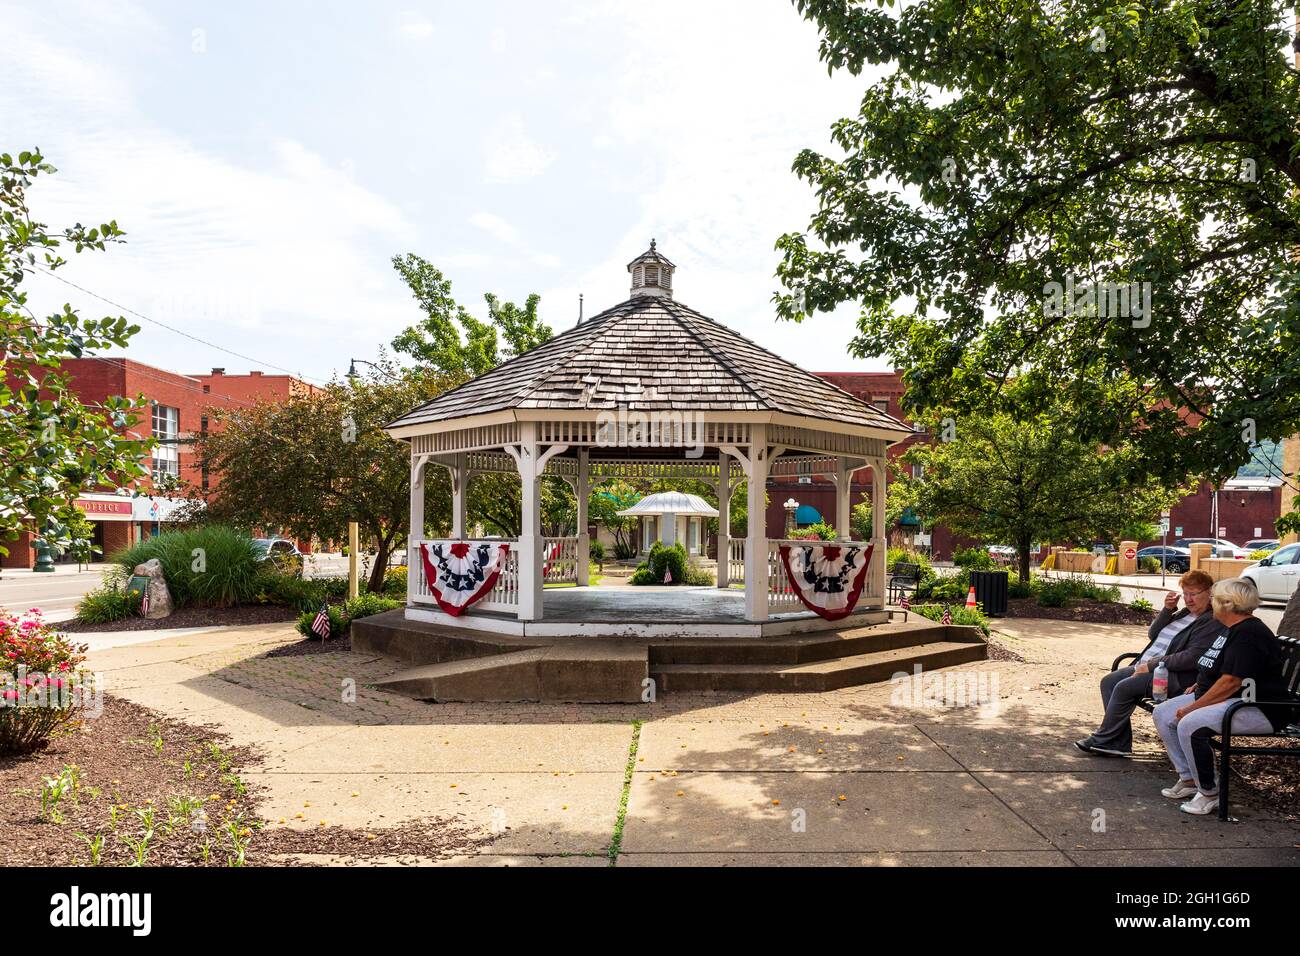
783, 498, 799, 537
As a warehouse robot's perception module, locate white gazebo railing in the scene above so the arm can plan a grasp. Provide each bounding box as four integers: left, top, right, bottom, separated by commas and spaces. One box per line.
408, 536, 580, 614
541, 536, 578, 585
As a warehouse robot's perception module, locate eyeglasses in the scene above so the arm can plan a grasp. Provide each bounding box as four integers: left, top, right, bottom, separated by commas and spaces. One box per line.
1182, 588, 1207, 598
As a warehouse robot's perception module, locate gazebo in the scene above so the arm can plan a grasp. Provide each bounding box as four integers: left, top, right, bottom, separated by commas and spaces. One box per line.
616, 491, 717, 556
384, 242, 915, 636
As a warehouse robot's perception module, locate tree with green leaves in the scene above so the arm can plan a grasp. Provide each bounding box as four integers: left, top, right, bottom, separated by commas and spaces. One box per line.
776, 0, 1300, 503
897, 406, 1182, 580
390, 254, 551, 378
1, 149, 150, 563
190, 358, 452, 592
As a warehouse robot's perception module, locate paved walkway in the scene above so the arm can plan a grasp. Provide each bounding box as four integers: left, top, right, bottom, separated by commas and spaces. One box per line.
83, 617, 1299, 866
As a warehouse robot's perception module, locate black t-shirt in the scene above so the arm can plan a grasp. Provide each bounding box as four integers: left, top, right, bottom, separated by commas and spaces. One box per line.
1194, 617, 1293, 730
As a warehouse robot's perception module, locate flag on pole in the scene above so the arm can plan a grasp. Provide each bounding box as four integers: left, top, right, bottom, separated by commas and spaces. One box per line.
311, 602, 332, 640
899, 594, 910, 611
140, 587, 150, 616
941, 607, 952, 625
663, 567, 673, 584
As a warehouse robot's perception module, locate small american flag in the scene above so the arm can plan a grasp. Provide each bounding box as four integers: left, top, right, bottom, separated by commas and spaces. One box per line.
941, 607, 952, 625
663, 567, 673, 584
311, 602, 332, 640
899, 595, 910, 611
140, 588, 150, 616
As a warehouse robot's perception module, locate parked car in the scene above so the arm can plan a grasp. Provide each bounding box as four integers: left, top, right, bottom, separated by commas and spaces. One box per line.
1136, 545, 1191, 574
1239, 542, 1300, 603
253, 537, 304, 573
986, 545, 1016, 559
1245, 538, 1280, 553
1172, 537, 1251, 559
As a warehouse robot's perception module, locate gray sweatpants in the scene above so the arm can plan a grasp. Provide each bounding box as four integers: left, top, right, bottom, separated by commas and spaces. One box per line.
1152, 693, 1274, 794
1089, 666, 1189, 752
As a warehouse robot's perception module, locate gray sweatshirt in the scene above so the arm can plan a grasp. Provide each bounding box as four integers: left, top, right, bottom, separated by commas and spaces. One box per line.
1139, 607, 1226, 683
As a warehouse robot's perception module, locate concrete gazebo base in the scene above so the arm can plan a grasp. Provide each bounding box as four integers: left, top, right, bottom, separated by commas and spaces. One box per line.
351, 606, 987, 703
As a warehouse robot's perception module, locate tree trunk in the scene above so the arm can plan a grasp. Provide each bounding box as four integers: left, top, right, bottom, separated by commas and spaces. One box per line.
1017, 537, 1032, 582
1279, 586, 1300, 639
368, 533, 394, 593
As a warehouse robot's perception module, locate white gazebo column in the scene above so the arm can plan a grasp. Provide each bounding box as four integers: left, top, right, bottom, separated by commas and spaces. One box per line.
515, 423, 543, 621
407, 454, 426, 601
575, 448, 590, 586
833, 457, 854, 541
744, 425, 770, 621
716, 450, 731, 588
449, 452, 467, 539
868, 456, 888, 604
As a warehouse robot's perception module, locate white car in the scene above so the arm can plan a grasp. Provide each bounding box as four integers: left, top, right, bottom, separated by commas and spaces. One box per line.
1240, 543, 1300, 603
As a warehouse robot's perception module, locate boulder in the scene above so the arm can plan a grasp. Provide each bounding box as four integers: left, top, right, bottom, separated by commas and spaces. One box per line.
133, 559, 174, 619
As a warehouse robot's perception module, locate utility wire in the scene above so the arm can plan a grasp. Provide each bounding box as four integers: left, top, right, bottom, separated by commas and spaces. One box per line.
36, 266, 331, 385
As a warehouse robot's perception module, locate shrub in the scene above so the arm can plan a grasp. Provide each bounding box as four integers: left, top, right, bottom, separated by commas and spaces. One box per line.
613, 540, 636, 560
628, 567, 657, 586
255, 572, 326, 613
887, 547, 936, 584
343, 592, 401, 621
1248, 548, 1273, 561
1007, 572, 1033, 600
1138, 556, 1162, 573
0, 611, 90, 755
631, 541, 691, 586
589, 541, 606, 565
910, 603, 989, 636
953, 547, 996, 571
113, 525, 261, 608
682, 562, 714, 586
1035, 574, 1120, 607
295, 605, 349, 640
1129, 597, 1154, 612
382, 565, 408, 597
74, 569, 141, 624
790, 521, 837, 541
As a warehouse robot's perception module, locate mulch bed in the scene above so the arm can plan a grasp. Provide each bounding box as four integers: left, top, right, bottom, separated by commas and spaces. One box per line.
0, 695, 489, 866
60, 605, 300, 633
1002, 597, 1154, 626
1227, 739, 1300, 824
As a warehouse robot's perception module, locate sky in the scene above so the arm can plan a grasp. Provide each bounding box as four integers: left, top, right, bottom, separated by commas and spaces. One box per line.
4, 0, 890, 386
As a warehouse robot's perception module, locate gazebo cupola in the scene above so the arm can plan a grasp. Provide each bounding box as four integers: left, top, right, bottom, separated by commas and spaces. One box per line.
627, 239, 674, 298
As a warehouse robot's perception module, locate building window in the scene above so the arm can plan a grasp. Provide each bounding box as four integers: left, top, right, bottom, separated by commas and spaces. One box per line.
871, 399, 890, 415
151, 404, 180, 482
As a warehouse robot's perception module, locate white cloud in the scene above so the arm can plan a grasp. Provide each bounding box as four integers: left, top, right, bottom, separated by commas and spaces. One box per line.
469, 211, 520, 245
483, 114, 557, 185
398, 20, 434, 40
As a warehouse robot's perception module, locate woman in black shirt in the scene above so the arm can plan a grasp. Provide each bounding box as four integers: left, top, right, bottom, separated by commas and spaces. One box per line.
1151, 578, 1288, 815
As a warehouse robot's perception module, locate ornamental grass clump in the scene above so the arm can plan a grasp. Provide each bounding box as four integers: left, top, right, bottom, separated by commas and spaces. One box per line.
113, 525, 261, 607
0, 610, 91, 755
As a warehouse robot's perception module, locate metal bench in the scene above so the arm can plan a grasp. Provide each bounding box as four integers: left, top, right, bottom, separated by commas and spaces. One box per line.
888, 562, 920, 606
1112, 635, 1300, 821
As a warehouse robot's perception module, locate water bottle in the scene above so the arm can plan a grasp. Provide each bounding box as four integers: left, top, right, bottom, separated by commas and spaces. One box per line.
1152, 661, 1169, 703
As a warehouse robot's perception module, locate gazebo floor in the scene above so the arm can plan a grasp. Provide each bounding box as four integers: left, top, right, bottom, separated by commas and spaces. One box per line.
405, 584, 890, 639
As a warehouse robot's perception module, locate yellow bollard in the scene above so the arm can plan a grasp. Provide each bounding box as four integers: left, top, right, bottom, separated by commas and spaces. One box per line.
348, 521, 360, 600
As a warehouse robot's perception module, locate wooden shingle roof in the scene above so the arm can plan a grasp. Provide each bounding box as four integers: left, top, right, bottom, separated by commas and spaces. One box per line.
386, 296, 912, 435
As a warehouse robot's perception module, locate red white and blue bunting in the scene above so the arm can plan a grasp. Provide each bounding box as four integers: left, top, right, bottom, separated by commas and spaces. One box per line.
419, 541, 510, 617
778, 542, 875, 621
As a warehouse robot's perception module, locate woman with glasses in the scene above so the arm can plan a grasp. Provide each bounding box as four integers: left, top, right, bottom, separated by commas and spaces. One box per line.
1076, 570, 1223, 757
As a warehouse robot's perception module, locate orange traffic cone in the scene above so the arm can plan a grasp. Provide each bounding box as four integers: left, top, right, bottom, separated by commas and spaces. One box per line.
965, 586, 978, 608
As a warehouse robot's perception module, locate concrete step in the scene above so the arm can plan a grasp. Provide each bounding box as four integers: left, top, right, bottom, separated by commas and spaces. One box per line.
647, 619, 957, 666
650, 640, 987, 693
352, 609, 541, 665
374, 640, 648, 703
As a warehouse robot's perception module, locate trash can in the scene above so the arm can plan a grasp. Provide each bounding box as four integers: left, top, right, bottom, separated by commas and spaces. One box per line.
968, 570, 1009, 617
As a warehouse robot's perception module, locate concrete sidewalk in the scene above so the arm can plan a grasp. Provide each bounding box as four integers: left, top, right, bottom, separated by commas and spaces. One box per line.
84, 617, 1299, 866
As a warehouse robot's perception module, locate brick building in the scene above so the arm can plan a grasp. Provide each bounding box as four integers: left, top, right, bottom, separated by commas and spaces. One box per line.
2, 359, 312, 569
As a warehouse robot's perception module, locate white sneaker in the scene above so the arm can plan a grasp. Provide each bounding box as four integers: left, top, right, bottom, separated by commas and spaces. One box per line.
1161, 780, 1197, 799
1179, 791, 1220, 815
